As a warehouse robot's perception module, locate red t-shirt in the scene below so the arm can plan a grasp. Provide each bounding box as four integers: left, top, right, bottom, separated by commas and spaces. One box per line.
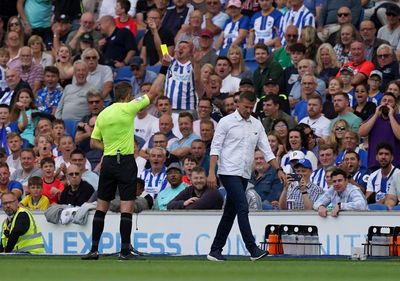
115, 17, 138, 37
337, 60, 375, 78
42, 178, 65, 204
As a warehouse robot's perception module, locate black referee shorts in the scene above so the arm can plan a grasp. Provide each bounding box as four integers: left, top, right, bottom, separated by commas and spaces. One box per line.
97, 154, 138, 201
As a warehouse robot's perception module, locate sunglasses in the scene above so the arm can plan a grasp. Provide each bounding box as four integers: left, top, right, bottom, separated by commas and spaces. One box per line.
337, 13, 350, 17
68, 172, 80, 177
377, 54, 390, 59
286, 34, 298, 38
335, 126, 346, 131
84, 56, 97, 60
9, 22, 20, 27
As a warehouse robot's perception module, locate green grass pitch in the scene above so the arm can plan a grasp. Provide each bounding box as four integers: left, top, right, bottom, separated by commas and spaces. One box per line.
0, 256, 399, 281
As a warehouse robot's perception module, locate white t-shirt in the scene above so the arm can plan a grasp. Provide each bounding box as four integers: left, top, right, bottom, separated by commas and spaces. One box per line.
134, 113, 159, 142
299, 115, 331, 138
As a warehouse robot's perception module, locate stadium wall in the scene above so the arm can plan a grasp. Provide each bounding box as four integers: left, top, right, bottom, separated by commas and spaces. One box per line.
1, 211, 398, 256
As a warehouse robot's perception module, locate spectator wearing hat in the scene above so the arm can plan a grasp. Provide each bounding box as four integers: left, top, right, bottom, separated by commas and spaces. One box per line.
262, 94, 296, 134
367, 70, 384, 106
72, 32, 96, 62
375, 43, 400, 91
258, 78, 290, 117
239, 78, 255, 94
81, 48, 113, 102
339, 41, 375, 86
176, 10, 203, 50
66, 12, 102, 54
314, 168, 368, 217
338, 67, 355, 106
154, 162, 187, 210
98, 15, 137, 68
279, 158, 323, 210
215, 0, 250, 52
377, 3, 400, 59
49, 14, 72, 52
129, 56, 157, 97
140, 9, 175, 66
247, 0, 282, 48
196, 29, 218, 68
115, 0, 138, 37
253, 43, 283, 98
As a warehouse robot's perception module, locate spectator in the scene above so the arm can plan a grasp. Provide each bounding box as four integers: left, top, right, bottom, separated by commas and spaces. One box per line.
272, 119, 290, 148
28, 35, 53, 68
167, 166, 223, 209
253, 43, 283, 98
193, 97, 218, 136
299, 26, 321, 60
20, 176, 49, 211
201, 0, 229, 43
248, 0, 282, 48
165, 41, 197, 111
313, 168, 368, 217
200, 119, 215, 151
299, 94, 331, 140
195, 29, 218, 68
66, 12, 102, 53
140, 147, 169, 198
331, 92, 362, 132
49, 14, 73, 52
190, 139, 210, 173
375, 44, 400, 91
129, 56, 157, 97
215, 56, 241, 93
10, 148, 42, 190
367, 71, 384, 105
337, 68, 356, 106
279, 158, 323, 210
6, 133, 23, 172
0, 163, 23, 201
359, 92, 400, 168
16, 0, 52, 39
340, 150, 369, 193
385, 175, 400, 210
55, 60, 93, 121
0, 106, 19, 155
328, 119, 350, 153
5, 31, 23, 70
134, 106, 158, 142
70, 149, 98, 190
100, 0, 137, 19
59, 164, 94, 206
315, 43, 341, 87
98, 15, 136, 68
250, 149, 282, 210
377, 3, 400, 59
115, 0, 138, 37
14, 47, 44, 94
281, 43, 306, 95
175, 10, 203, 49
278, 0, 315, 46
310, 144, 337, 191
366, 143, 400, 208
273, 25, 299, 69
169, 112, 200, 158
215, 0, 249, 52
360, 20, 390, 67
81, 48, 113, 102
40, 157, 64, 205
54, 45, 74, 88
181, 154, 199, 185
333, 23, 358, 65
155, 97, 181, 138
336, 130, 369, 169
162, 0, 193, 38
6, 16, 25, 46
353, 83, 377, 121
0, 69, 31, 106
262, 94, 297, 134
0, 48, 8, 92
267, 131, 286, 165
227, 45, 253, 80
154, 163, 187, 210
35, 66, 62, 115
142, 132, 180, 168
140, 9, 175, 66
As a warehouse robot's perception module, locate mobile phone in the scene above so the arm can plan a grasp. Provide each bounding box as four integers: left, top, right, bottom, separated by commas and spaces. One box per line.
289, 173, 302, 181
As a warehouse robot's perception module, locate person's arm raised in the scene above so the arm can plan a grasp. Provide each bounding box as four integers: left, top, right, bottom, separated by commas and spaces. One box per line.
146, 54, 171, 103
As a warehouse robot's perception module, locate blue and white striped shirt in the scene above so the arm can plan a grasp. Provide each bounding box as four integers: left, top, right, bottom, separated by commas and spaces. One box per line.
366, 166, 400, 202
165, 58, 197, 110
221, 16, 250, 49
250, 9, 282, 45
140, 166, 168, 198
278, 5, 315, 46
310, 168, 328, 191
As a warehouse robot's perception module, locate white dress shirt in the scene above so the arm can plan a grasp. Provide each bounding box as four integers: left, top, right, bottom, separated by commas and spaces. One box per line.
210, 110, 276, 179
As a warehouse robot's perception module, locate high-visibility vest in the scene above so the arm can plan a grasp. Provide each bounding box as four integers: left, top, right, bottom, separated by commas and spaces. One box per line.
1, 207, 45, 254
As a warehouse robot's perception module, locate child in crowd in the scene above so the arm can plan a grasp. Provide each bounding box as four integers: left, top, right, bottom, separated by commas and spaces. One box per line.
35, 66, 63, 115
41, 157, 64, 204
367, 71, 384, 106
52, 119, 66, 152
181, 154, 199, 185
0, 48, 9, 92
20, 176, 50, 211
34, 134, 55, 167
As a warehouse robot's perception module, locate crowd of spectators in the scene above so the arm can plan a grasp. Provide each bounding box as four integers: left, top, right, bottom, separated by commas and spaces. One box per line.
1, 0, 400, 216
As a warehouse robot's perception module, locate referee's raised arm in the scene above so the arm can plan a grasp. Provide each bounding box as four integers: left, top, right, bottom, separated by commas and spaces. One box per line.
145, 54, 172, 103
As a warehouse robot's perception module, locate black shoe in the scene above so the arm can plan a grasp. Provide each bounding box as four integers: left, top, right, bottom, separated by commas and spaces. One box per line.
118, 252, 145, 260
81, 251, 99, 260
207, 251, 226, 261
250, 248, 268, 261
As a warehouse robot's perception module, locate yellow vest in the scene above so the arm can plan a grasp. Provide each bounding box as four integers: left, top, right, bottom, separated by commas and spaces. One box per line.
1, 207, 45, 254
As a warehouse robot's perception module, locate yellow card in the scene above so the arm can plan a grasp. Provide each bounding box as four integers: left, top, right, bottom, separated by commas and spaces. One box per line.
161, 44, 169, 56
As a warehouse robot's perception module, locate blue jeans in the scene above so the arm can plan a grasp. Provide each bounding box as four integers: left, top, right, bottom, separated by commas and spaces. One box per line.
210, 175, 257, 255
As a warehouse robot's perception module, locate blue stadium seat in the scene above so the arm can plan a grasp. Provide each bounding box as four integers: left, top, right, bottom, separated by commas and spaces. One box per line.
218, 47, 229, 57
245, 48, 255, 61
63, 119, 79, 141
146, 64, 161, 73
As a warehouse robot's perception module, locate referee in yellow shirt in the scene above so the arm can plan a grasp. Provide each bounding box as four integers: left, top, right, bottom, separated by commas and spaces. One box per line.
82, 56, 170, 260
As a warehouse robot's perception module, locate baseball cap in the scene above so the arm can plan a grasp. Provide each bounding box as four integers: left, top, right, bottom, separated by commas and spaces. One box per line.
340, 66, 354, 75
293, 158, 313, 170
80, 32, 94, 43
227, 0, 242, 8
167, 163, 183, 174
129, 56, 144, 67
200, 29, 213, 38
239, 78, 254, 86
289, 150, 305, 161
264, 78, 279, 86
369, 70, 383, 80
55, 14, 71, 24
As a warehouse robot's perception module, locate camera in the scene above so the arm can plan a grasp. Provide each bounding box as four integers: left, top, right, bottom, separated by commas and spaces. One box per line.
381, 105, 389, 118
289, 173, 302, 181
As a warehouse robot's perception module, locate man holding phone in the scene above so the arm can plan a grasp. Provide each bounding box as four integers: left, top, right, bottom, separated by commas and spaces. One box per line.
278, 158, 323, 210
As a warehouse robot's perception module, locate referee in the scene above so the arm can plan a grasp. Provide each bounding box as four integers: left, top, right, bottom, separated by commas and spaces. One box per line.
82, 56, 170, 260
